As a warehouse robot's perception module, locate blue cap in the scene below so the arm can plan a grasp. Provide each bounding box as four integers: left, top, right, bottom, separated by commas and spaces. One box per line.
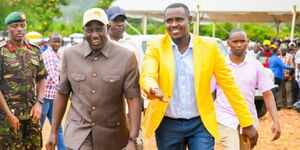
106, 6, 127, 21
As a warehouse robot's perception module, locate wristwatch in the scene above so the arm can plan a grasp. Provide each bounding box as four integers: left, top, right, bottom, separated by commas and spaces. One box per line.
128, 137, 137, 144
38, 98, 44, 104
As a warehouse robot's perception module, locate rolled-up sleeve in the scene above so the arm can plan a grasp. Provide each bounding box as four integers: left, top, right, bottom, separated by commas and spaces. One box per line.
124, 52, 141, 99
57, 49, 71, 94
36, 50, 48, 81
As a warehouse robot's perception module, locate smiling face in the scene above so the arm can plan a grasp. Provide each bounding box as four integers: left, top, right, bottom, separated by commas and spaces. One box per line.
7, 22, 26, 43
84, 20, 107, 51
227, 31, 249, 57
164, 7, 191, 42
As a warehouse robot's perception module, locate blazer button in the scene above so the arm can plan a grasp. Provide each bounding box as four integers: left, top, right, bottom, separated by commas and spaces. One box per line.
94, 57, 99, 61
92, 106, 96, 110
92, 73, 97, 77
91, 90, 96, 94
92, 123, 95, 126
117, 122, 120, 126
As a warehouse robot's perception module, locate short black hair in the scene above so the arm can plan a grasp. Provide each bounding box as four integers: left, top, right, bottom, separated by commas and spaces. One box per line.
164, 3, 190, 16
272, 47, 279, 54
49, 32, 62, 40
229, 28, 247, 39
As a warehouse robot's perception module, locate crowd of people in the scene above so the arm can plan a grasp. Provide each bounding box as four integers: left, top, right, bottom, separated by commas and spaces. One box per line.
0, 2, 298, 150
247, 38, 300, 112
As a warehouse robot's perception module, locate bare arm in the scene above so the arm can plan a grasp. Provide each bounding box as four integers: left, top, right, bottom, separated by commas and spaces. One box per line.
46, 92, 69, 150
37, 79, 45, 100
127, 97, 141, 138
262, 90, 281, 141
125, 97, 141, 150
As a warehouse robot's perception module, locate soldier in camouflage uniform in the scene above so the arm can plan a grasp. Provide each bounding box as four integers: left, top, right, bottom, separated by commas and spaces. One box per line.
0, 11, 48, 150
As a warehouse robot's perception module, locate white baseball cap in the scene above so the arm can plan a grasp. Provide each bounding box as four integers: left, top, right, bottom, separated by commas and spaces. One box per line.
82, 8, 108, 27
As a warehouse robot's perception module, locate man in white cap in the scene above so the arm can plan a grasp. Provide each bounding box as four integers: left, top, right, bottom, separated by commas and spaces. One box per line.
46, 8, 141, 150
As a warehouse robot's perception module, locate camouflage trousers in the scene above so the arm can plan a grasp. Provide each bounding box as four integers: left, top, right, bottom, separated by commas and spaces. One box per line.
0, 119, 42, 150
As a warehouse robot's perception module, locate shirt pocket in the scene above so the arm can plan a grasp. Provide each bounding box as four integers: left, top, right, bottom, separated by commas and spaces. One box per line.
70, 73, 86, 94
30, 56, 40, 77
4, 57, 22, 71
102, 75, 121, 96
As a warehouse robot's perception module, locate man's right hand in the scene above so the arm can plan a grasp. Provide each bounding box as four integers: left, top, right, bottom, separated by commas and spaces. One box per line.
46, 133, 58, 150
7, 114, 20, 134
142, 87, 168, 102
242, 125, 258, 149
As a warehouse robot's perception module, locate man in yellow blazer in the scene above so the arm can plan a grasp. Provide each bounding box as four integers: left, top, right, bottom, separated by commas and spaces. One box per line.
140, 3, 258, 150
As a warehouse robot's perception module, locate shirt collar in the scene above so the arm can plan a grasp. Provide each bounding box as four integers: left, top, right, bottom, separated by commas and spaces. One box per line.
83, 38, 111, 58
170, 33, 193, 53
226, 53, 250, 66
47, 47, 56, 53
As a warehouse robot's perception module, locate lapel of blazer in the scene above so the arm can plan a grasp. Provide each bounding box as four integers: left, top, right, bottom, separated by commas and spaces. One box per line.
162, 34, 175, 94
192, 35, 202, 98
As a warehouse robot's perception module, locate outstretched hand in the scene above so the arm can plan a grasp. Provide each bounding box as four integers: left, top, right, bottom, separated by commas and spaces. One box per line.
142, 87, 168, 102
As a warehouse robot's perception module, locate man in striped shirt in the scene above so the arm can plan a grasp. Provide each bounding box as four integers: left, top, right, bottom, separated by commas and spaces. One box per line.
41, 32, 66, 150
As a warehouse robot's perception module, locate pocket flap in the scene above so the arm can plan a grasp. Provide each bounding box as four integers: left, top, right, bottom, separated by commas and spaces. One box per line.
103, 75, 120, 83
71, 73, 86, 81
31, 57, 39, 66
107, 118, 121, 127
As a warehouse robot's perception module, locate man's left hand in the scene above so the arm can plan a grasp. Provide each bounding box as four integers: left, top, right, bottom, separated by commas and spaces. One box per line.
242, 125, 258, 149
123, 140, 137, 150
271, 122, 281, 141
30, 102, 42, 124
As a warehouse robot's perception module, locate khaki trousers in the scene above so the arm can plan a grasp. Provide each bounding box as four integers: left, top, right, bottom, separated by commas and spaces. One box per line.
218, 123, 240, 150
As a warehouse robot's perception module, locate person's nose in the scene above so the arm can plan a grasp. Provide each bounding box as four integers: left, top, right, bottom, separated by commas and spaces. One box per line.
16, 25, 23, 31
91, 32, 100, 39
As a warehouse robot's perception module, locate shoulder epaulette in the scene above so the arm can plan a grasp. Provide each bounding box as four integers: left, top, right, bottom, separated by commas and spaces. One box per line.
28, 42, 40, 49
0, 41, 7, 48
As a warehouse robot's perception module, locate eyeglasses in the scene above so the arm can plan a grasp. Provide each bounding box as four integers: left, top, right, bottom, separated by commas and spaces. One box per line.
85, 28, 105, 34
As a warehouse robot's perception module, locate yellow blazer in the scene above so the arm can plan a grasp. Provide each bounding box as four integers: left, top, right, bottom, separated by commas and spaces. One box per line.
140, 34, 254, 139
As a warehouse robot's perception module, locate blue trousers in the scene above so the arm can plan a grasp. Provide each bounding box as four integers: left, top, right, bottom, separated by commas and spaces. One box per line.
41, 99, 66, 150
155, 116, 214, 150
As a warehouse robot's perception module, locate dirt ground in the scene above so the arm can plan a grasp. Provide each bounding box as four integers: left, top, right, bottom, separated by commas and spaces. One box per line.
42, 109, 300, 150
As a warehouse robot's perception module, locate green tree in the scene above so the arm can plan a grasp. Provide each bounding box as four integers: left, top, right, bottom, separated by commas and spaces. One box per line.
93, 0, 113, 11
0, 0, 68, 34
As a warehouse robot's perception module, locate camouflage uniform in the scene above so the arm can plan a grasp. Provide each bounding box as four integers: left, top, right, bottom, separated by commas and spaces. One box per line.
0, 40, 47, 150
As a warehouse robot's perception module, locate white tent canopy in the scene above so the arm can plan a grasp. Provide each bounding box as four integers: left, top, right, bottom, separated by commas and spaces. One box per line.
112, 0, 300, 23
112, 0, 300, 37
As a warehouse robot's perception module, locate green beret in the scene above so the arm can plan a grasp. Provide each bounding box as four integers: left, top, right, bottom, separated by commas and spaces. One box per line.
5, 11, 26, 25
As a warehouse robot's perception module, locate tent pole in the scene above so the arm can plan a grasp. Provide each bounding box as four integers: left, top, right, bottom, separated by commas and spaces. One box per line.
290, 5, 297, 42
275, 22, 280, 38
126, 21, 142, 35
212, 22, 216, 37
142, 16, 148, 35
195, 4, 200, 35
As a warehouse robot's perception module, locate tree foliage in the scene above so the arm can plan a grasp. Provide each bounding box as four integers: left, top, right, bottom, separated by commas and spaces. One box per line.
1, 0, 299, 41
0, 0, 68, 34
